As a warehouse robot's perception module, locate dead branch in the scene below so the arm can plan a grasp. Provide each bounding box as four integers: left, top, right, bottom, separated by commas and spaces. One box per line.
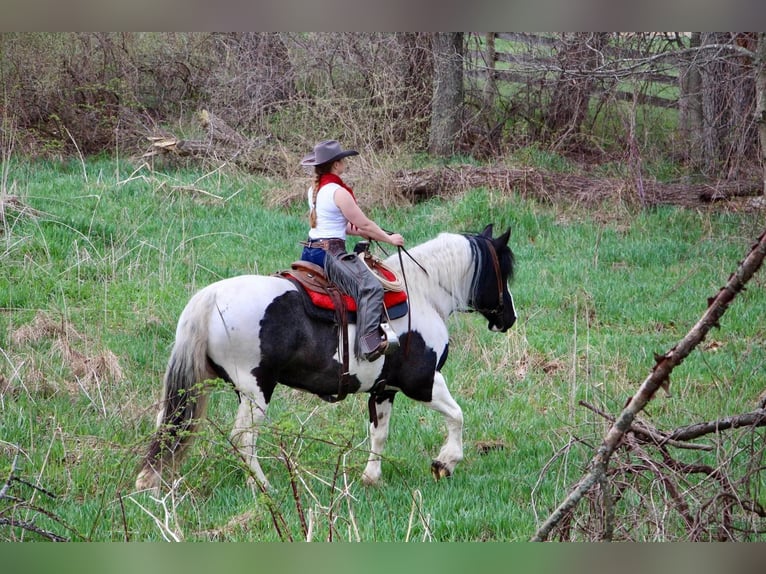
668, 409, 766, 442
142, 109, 272, 171
0, 445, 70, 541
392, 165, 761, 208
579, 400, 713, 451
531, 226, 766, 542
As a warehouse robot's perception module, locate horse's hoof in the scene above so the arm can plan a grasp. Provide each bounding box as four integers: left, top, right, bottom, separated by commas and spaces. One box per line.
361, 467, 382, 486
430, 460, 452, 481
362, 474, 382, 487
135, 467, 161, 493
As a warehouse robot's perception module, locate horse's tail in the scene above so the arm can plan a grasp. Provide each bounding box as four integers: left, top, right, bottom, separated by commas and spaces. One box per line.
135, 288, 217, 492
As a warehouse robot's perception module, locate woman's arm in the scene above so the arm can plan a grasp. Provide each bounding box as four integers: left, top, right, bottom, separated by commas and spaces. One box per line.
335, 189, 404, 247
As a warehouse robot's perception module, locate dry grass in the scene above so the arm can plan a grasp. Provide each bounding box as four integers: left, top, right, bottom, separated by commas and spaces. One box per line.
1, 188, 40, 233
7, 311, 124, 399
198, 509, 261, 540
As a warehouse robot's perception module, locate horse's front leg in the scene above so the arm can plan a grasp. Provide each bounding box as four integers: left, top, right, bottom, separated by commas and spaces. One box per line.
362, 394, 395, 486
230, 390, 270, 490
425, 371, 463, 479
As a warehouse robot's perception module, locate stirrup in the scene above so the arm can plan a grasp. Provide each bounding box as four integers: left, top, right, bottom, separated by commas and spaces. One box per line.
379, 322, 399, 355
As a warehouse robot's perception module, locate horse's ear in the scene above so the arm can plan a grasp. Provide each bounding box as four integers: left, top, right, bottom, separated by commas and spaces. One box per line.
480, 223, 494, 238
496, 227, 511, 246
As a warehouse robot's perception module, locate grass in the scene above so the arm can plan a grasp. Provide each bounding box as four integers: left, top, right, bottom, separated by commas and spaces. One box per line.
1, 156, 765, 541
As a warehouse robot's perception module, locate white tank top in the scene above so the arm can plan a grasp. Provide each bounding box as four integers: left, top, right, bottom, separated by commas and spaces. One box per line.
308, 182, 348, 239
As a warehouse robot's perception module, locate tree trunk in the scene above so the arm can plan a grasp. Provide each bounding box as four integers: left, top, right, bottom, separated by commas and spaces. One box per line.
679, 32, 704, 171
755, 33, 766, 196
698, 33, 758, 179
428, 32, 464, 157
483, 32, 497, 112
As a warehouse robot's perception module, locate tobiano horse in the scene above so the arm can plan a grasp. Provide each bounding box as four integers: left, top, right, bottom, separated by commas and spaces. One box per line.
135, 224, 517, 492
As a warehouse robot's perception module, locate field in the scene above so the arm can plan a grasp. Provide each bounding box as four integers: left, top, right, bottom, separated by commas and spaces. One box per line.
1, 156, 765, 541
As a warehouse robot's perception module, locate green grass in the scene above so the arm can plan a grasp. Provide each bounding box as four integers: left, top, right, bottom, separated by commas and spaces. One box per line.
1, 157, 765, 541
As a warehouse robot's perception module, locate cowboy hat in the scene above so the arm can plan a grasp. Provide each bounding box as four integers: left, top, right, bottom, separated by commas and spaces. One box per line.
300, 140, 359, 166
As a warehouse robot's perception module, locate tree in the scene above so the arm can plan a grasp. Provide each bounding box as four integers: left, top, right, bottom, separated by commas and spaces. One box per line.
679, 33, 758, 179
755, 33, 766, 196
428, 32, 464, 157
542, 33, 609, 145
679, 32, 704, 171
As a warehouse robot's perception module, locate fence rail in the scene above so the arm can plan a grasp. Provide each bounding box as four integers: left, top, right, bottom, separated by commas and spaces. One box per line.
466, 33, 680, 109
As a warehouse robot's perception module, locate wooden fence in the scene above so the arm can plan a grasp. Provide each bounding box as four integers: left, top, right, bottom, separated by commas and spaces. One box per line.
464, 32, 680, 109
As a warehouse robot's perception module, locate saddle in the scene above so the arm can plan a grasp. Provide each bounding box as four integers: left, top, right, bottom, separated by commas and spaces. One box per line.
275, 257, 408, 406
278, 258, 409, 322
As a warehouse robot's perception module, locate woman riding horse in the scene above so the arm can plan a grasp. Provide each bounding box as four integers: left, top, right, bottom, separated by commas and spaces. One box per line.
135, 224, 517, 493
299, 140, 405, 361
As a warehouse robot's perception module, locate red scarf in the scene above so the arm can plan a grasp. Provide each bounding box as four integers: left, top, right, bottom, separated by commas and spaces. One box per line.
319, 173, 357, 202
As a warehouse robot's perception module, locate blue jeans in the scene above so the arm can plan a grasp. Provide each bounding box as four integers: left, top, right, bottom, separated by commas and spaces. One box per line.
301, 245, 326, 267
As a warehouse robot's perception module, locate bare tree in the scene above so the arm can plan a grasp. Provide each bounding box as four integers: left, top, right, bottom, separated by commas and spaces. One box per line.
755, 33, 766, 196
679, 32, 704, 170
428, 32, 464, 157
542, 33, 609, 146
677, 33, 758, 179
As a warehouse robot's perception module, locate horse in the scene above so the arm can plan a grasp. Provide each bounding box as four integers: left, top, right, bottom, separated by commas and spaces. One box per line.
135, 223, 517, 492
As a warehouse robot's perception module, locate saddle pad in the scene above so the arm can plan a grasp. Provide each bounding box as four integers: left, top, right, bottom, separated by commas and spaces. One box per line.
284, 272, 407, 313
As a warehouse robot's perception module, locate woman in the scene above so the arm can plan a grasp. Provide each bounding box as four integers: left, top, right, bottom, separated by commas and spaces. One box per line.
300, 139, 405, 361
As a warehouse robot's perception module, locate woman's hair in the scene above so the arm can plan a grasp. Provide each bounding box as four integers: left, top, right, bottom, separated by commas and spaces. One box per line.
309, 161, 335, 228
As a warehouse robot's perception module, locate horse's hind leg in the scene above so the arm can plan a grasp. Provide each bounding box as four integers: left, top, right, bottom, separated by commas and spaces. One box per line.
425, 372, 464, 480
230, 389, 270, 490
362, 394, 394, 486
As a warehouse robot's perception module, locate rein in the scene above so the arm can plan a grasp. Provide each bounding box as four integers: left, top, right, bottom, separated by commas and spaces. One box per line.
398, 245, 429, 276
366, 239, 430, 360
397, 246, 413, 356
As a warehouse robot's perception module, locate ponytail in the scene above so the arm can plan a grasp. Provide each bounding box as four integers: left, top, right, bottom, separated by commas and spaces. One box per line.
308, 163, 333, 228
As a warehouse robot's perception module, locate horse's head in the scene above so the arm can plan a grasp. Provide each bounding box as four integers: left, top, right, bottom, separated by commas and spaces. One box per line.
469, 224, 517, 332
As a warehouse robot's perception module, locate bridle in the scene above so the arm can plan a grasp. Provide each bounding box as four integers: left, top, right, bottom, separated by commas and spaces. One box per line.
470, 236, 505, 315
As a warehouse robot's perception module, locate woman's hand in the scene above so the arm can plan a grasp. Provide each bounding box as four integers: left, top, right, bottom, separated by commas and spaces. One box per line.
386, 233, 404, 247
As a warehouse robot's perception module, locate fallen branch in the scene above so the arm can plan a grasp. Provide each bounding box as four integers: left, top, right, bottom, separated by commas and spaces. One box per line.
579, 400, 713, 451
391, 164, 761, 208
532, 226, 766, 542
668, 409, 766, 441
142, 109, 272, 171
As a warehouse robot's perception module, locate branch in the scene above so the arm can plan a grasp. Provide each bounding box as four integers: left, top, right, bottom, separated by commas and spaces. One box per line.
531, 227, 766, 542
0, 445, 71, 541
0, 517, 68, 542
579, 400, 713, 451
505, 42, 757, 81
668, 410, 766, 441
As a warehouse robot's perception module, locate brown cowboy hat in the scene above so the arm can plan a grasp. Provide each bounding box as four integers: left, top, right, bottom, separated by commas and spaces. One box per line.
300, 139, 359, 166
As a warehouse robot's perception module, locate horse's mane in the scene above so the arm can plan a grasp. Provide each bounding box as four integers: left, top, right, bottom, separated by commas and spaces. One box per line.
466, 230, 514, 305
387, 232, 475, 313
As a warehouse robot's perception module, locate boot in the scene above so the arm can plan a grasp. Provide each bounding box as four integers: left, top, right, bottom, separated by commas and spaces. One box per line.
360, 330, 388, 361
360, 323, 400, 361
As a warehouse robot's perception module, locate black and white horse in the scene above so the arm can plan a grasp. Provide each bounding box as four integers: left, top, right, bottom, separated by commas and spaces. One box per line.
135, 224, 517, 491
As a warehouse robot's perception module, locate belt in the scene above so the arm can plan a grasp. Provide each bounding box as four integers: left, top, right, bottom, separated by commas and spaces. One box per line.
302, 238, 346, 250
